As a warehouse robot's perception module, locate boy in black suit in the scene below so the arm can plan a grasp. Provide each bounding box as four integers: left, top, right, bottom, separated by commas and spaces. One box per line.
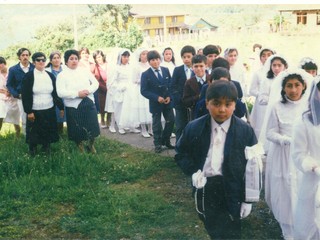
141, 50, 175, 153
171, 45, 196, 143
175, 80, 257, 239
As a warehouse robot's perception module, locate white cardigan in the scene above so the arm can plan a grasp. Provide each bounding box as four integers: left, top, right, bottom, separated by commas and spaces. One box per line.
56, 67, 98, 109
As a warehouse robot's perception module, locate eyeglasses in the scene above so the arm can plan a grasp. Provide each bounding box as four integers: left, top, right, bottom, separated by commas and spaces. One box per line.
35, 58, 46, 62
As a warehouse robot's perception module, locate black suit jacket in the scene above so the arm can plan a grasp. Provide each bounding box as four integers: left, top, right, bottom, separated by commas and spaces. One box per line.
21, 70, 64, 114
140, 66, 172, 114
175, 114, 257, 217
171, 65, 195, 109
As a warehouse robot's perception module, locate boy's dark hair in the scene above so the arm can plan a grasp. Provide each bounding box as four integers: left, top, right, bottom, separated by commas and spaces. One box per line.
203, 44, 220, 56
267, 56, 288, 79
64, 49, 79, 64
281, 73, 306, 103
192, 54, 207, 65
180, 45, 196, 57
212, 57, 230, 70
0, 57, 6, 65
210, 67, 231, 82
31, 52, 46, 62
147, 50, 161, 62
17, 48, 31, 57
206, 80, 238, 102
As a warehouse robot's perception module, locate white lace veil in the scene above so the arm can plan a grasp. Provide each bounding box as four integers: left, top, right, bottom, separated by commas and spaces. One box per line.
258, 68, 313, 151
116, 49, 131, 65
307, 76, 320, 126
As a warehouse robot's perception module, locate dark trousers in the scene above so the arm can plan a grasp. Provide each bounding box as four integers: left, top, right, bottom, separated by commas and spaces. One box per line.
195, 176, 241, 239
174, 107, 188, 144
152, 107, 174, 147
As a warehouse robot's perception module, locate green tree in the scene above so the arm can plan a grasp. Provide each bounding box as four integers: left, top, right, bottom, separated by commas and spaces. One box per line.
87, 4, 143, 51
32, 22, 74, 55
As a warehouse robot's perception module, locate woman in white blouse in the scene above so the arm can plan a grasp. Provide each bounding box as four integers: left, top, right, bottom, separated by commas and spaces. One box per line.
56, 49, 100, 153
21, 52, 64, 156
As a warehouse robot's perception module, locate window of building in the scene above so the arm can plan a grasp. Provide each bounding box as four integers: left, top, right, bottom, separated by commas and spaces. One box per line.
144, 17, 151, 24
317, 12, 320, 25
297, 12, 307, 25
159, 17, 164, 24
171, 16, 177, 23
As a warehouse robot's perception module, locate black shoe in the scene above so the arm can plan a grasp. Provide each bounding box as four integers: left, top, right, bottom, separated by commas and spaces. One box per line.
154, 146, 162, 153
162, 140, 175, 149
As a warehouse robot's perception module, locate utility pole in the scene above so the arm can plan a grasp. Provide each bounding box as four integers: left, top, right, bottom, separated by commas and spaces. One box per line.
73, 5, 78, 49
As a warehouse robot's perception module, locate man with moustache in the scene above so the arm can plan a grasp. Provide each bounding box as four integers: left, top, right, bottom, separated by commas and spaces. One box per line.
7, 48, 35, 135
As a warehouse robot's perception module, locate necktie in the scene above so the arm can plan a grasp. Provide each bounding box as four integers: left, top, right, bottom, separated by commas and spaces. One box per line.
155, 69, 163, 81
211, 126, 224, 173
186, 68, 191, 79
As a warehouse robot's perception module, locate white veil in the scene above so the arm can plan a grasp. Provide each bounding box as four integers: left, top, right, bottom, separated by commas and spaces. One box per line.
259, 68, 313, 151
307, 75, 320, 126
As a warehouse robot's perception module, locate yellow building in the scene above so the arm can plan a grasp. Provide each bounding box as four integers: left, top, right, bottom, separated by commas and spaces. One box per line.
130, 6, 217, 43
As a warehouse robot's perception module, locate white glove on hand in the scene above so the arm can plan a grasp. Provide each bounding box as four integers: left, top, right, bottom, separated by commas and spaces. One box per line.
280, 136, 291, 146
192, 170, 207, 189
258, 95, 268, 105
314, 167, 320, 177
240, 202, 252, 219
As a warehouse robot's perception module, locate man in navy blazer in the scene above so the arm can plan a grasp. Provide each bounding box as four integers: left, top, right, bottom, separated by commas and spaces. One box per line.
6, 48, 35, 135
141, 50, 175, 153
170, 45, 196, 144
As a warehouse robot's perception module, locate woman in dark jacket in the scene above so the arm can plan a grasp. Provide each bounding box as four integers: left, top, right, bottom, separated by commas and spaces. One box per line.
21, 52, 64, 156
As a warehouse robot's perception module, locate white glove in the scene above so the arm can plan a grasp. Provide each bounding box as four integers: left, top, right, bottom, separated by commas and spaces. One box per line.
280, 136, 291, 146
192, 170, 207, 189
240, 202, 252, 219
314, 167, 320, 177
258, 95, 268, 105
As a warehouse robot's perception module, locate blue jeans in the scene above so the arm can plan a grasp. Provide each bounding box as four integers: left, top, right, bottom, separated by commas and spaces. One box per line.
152, 108, 175, 147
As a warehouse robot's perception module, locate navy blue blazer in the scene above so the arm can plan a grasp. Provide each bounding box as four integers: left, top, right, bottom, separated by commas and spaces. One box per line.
175, 114, 257, 217
171, 65, 195, 109
140, 66, 172, 114
7, 62, 35, 98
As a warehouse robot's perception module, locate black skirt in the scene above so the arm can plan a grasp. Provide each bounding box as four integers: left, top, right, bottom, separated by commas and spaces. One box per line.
66, 97, 100, 143
26, 106, 59, 145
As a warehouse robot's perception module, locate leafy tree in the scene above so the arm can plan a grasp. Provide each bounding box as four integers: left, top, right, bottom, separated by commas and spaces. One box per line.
32, 22, 74, 55
114, 21, 143, 52
87, 4, 143, 51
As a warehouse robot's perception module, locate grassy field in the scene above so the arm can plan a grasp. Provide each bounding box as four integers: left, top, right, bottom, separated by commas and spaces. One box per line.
0, 124, 282, 239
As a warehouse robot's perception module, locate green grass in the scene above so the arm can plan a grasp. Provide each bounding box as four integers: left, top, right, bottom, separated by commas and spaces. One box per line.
0, 125, 282, 239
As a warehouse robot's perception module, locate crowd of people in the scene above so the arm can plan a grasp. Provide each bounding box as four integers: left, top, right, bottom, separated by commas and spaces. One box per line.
0, 43, 319, 239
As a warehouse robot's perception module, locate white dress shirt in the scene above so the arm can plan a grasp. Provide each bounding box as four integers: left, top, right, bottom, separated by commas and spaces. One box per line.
203, 117, 231, 177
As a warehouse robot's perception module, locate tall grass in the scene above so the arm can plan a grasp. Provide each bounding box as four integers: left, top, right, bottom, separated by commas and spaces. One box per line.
0, 129, 281, 239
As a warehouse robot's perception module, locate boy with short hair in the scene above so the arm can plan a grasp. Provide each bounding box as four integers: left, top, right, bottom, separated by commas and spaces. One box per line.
175, 80, 257, 239
203, 44, 220, 75
171, 45, 196, 143
140, 50, 175, 153
182, 54, 210, 121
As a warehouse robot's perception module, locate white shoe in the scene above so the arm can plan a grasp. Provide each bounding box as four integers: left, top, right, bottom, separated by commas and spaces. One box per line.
109, 126, 116, 133
101, 124, 107, 129
130, 128, 141, 133
119, 128, 126, 135
148, 131, 153, 136
141, 132, 151, 138
124, 127, 130, 131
